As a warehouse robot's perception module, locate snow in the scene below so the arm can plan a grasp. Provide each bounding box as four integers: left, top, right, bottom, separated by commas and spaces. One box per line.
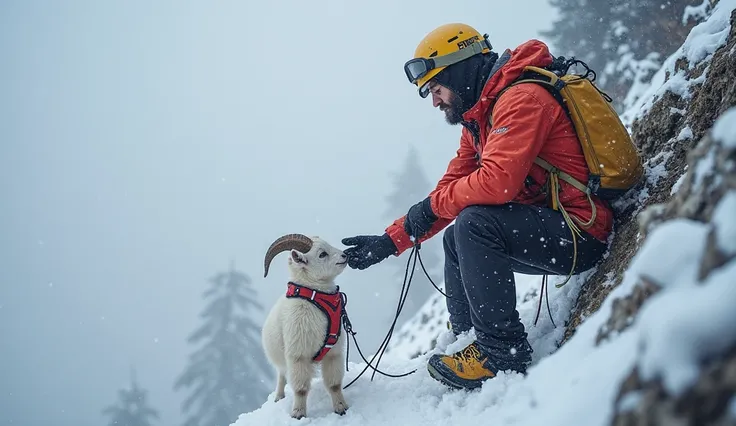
386, 291, 450, 360
693, 145, 716, 191
647, 150, 673, 187
234, 215, 736, 426
677, 125, 693, 141
670, 107, 687, 116
683, 0, 712, 24
620, 51, 662, 111
712, 191, 736, 255
637, 259, 736, 395
613, 146, 676, 213
617, 391, 643, 413
712, 107, 736, 148
386, 270, 593, 363
621, 0, 735, 126
670, 171, 688, 195
615, 146, 676, 211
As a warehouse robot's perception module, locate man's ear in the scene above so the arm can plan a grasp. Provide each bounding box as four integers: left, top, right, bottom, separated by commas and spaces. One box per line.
290, 250, 308, 265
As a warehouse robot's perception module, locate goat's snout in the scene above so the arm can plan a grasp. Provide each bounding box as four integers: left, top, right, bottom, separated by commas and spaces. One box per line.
340, 253, 347, 260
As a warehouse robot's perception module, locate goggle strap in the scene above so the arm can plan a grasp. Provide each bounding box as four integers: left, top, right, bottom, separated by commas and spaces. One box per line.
430, 38, 493, 69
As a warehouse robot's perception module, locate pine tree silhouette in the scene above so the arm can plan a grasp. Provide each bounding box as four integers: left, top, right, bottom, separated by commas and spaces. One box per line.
174, 261, 272, 426
383, 144, 443, 325
102, 367, 160, 426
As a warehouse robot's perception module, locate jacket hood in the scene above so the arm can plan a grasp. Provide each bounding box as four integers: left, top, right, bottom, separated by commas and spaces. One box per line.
462, 39, 554, 123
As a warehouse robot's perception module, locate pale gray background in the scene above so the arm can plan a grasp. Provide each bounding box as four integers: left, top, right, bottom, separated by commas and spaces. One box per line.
0, 1, 556, 425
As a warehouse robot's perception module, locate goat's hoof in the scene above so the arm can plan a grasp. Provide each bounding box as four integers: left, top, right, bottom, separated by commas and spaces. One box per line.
290, 408, 306, 419
274, 393, 285, 402
334, 402, 349, 416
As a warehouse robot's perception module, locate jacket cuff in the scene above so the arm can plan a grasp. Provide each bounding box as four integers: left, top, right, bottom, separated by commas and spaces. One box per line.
385, 220, 414, 255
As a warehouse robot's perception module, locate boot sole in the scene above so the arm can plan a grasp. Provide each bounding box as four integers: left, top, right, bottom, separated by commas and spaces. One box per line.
426, 363, 461, 389
426, 362, 471, 390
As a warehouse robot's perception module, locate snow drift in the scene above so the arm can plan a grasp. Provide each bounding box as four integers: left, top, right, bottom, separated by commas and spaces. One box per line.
234, 2, 736, 425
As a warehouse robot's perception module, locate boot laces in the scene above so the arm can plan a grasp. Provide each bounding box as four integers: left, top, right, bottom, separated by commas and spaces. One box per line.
453, 344, 483, 364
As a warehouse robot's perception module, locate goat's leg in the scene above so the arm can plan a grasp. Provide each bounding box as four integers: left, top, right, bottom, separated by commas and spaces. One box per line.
274, 371, 286, 402
321, 354, 349, 415
286, 357, 313, 419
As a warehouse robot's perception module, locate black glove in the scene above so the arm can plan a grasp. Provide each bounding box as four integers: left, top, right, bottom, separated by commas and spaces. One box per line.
341, 234, 397, 270
404, 197, 438, 241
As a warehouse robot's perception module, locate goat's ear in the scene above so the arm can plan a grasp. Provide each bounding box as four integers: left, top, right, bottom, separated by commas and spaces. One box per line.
290, 250, 308, 265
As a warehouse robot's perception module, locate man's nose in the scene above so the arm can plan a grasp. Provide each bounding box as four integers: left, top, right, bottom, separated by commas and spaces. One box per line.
432, 93, 442, 108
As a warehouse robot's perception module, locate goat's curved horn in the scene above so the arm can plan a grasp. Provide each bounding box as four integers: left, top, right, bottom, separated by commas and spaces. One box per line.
263, 234, 313, 277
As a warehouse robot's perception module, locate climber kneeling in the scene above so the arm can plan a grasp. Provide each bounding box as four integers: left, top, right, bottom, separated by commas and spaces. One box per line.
341, 23, 635, 390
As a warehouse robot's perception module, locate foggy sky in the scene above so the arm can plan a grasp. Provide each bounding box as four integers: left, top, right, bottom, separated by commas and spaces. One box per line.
0, 1, 555, 425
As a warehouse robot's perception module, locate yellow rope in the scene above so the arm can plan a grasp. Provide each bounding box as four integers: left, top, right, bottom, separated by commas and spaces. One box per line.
549, 173, 581, 288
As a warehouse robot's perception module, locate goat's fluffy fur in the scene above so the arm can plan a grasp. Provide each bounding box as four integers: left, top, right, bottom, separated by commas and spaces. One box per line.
261, 236, 349, 419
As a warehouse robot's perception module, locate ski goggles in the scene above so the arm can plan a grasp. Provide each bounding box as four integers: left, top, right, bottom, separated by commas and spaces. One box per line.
404, 37, 492, 98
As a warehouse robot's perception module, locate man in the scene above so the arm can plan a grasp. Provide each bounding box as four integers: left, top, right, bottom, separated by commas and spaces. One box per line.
341, 23, 612, 390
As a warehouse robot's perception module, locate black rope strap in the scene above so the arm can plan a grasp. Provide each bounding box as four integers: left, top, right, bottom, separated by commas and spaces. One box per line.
342, 239, 548, 389
342, 243, 425, 389
533, 275, 556, 327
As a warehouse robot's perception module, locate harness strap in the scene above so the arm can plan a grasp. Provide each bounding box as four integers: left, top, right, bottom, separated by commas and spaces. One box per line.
534, 157, 597, 228
549, 170, 580, 288
285, 282, 344, 362
534, 156, 601, 288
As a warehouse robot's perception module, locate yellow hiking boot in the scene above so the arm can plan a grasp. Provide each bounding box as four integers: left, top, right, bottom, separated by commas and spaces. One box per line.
427, 341, 497, 390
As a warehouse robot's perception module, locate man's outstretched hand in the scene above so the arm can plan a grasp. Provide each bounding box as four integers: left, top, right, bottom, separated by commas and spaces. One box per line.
341, 234, 397, 270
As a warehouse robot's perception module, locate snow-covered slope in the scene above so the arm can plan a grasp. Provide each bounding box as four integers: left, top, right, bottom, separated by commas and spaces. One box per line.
235, 201, 735, 425
384, 272, 585, 363
234, 3, 736, 425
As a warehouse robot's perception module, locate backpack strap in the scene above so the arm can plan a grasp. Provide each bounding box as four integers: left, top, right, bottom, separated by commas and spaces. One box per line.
497, 66, 572, 120
534, 157, 596, 229
493, 66, 601, 288
497, 66, 598, 228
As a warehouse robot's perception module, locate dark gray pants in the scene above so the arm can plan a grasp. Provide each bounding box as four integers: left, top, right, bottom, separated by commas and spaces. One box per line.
443, 203, 607, 369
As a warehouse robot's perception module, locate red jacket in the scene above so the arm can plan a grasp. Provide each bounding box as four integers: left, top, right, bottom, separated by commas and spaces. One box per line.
386, 40, 614, 255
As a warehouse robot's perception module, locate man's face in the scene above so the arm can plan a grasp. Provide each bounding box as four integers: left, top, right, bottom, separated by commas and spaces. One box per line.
429, 81, 464, 125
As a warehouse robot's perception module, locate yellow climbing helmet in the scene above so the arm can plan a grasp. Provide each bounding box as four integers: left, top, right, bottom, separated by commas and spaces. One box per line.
404, 23, 493, 98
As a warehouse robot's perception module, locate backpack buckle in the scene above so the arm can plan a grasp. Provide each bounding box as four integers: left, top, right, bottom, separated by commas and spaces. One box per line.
587, 175, 601, 194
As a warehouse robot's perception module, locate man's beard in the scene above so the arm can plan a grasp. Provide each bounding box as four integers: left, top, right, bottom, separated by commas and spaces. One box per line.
438, 92, 464, 125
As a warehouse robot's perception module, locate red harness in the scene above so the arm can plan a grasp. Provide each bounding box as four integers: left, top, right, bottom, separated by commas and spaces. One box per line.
285, 282, 345, 362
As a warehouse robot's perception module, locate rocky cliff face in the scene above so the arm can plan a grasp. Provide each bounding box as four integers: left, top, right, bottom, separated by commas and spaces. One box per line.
569, 6, 736, 423
389, 4, 736, 424
565, 6, 736, 344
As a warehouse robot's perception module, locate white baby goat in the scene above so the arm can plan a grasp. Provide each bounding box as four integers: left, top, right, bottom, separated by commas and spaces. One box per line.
261, 233, 350, 419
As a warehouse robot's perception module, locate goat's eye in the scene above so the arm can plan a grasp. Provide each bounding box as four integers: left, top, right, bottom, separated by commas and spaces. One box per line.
319, 251, 328, 258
